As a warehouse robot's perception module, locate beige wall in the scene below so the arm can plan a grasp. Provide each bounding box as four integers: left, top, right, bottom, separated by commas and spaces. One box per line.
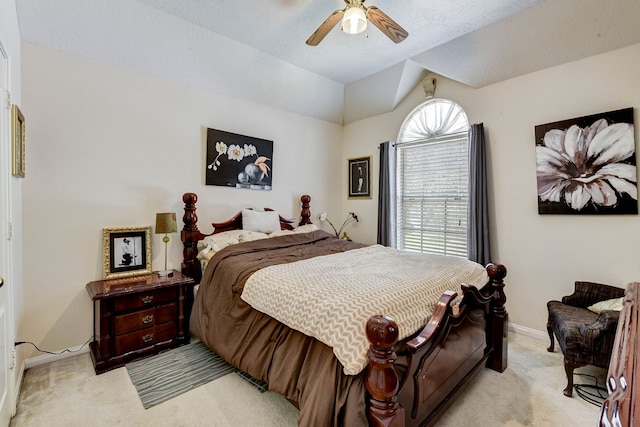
20, 37, 640, 352
20, 42, 343, 354
344, 43, 640, 333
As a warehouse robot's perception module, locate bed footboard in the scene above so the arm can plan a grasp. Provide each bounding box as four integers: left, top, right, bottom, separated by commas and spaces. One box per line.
365, 263, 507, 427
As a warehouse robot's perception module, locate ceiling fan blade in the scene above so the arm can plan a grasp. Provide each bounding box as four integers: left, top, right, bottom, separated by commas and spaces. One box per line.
366, 6, 408, 43
306, 10, 344, 46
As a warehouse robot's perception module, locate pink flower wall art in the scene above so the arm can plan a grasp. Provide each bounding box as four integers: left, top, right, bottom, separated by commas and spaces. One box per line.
535, 107, 637, 214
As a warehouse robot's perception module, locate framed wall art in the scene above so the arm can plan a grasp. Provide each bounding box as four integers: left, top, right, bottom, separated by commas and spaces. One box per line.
348, 156, 371, 199
12, 104, 25, 178
103, 226, 152, 279
206, 128, 273, 190
535, 107, 637, 214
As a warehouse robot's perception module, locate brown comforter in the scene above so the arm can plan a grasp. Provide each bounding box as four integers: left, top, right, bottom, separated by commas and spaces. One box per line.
190, 230, 370, 426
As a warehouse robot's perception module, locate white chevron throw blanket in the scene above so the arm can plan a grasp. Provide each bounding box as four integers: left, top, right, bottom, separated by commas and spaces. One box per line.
241, 245, 489, 375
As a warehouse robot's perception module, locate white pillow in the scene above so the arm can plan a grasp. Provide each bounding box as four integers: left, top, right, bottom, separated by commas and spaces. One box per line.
587, 297, 624, 314
242, 209, 281, 233
293, 224, 318, 234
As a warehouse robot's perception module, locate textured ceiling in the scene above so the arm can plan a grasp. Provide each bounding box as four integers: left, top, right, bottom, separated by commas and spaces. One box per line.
132, 0, 540, 84
16, 0, 640, 124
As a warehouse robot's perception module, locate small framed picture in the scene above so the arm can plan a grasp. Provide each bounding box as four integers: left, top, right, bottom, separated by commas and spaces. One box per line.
348, 156, 371, 199
12, 105, 25, 178
103, 226, 152, 279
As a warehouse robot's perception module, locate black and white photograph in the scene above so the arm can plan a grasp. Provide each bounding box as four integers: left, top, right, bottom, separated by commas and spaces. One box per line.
535, 107, 637, 215
103, 226, 152, 279
113, 236, 143, 267
348, 156, 371, 199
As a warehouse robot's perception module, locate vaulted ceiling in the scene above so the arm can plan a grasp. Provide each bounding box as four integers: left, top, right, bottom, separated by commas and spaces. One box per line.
16, 0, 640, 124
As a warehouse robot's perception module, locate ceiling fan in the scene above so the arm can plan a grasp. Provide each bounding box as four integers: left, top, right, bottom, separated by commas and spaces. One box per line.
306, 0, 409, 46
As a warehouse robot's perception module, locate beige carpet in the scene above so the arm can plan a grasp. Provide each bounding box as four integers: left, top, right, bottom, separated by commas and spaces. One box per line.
10, 332, 605, 426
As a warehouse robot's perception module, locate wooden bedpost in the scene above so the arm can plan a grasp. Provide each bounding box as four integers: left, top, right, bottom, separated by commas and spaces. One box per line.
485, 263, 508, 373
366, 315, 405, 427
299, 194, 312, 226
181, 192, 205, 284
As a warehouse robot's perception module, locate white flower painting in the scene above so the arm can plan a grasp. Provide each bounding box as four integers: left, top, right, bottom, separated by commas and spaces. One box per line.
535, 108, 637, 214
206, 128, 273, 190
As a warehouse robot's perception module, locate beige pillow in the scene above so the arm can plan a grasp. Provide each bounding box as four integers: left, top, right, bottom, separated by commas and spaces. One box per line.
587, 297, 624, 314
242, 209, 281, 233
269, 229, 295, 237
198, 229, 268, 253
197, 229, 269, 270
293, 224, 318, 234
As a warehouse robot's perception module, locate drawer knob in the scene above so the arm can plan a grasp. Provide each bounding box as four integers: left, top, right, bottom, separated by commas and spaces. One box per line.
142, 333, 154, 343
142, 295, 154, 304
142, 315, 154, 324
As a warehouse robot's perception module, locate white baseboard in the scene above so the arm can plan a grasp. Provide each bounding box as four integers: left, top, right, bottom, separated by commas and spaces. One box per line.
19, 325, 546, 369
12, 359, 26, 417
24, 343, 90, 370
508, 322, 548, 342
16, 324, 545, 370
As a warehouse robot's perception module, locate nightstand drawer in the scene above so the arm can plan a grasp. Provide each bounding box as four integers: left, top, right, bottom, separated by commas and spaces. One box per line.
113, 303, 178, 335
113, 287, 177, 312
114, 322, 177, 355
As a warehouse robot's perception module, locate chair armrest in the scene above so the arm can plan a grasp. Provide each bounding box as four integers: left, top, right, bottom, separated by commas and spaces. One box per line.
579, 310, 621, 342
562, 281, 625, 308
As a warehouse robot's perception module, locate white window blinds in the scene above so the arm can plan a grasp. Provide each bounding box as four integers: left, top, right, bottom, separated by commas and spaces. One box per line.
396, 99, 469, 257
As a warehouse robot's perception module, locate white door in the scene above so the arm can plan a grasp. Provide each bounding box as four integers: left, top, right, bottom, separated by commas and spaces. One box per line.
0, 41, 14, 426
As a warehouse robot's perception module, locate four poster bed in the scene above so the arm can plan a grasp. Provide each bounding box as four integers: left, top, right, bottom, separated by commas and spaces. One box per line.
180, 192, 508, 427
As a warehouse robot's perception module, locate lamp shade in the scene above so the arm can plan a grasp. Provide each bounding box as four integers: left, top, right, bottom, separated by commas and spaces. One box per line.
342, 6, 367, 35
155, 212, 177, 234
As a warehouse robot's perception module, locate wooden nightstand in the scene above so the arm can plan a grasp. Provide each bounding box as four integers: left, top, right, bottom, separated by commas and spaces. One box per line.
86, 270, 195, 374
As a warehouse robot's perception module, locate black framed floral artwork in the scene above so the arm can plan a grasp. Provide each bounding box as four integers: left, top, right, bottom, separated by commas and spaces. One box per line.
535, 107, 637, 214
206, 128, 273, 190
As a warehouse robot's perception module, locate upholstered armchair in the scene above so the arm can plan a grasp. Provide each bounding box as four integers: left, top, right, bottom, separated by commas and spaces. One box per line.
546, 281, 625, 397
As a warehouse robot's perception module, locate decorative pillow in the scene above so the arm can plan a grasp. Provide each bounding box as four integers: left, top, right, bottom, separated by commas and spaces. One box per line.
242, 209, 281, 233
587, 297, 624, 314
293, 224, 318, 234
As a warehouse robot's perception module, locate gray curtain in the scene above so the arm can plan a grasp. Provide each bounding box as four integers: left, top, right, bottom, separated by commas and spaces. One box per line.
468, 123, 491, 266
377, 141, 396, 247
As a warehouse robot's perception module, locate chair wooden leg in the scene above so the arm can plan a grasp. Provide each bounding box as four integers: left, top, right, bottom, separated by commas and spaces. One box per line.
563, 358, 584, 397
546, 322, 555, 352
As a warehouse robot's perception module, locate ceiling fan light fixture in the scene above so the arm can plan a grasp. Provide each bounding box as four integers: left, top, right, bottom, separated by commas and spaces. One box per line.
341, 6, 367, 35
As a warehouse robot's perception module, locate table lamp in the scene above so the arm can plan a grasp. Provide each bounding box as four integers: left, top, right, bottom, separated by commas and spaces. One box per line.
155, 212, 177, 277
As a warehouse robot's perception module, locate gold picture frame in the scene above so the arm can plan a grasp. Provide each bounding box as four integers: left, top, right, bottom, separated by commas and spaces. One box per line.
103, 226, 152, 279
12, 105, 25, 178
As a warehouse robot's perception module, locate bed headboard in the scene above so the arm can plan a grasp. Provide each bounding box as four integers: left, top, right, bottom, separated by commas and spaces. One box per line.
180, 192, 312, 283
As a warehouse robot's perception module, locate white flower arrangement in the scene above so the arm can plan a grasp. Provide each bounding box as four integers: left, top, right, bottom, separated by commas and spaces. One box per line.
207, 141, 271, 184
319, 212, 359, 239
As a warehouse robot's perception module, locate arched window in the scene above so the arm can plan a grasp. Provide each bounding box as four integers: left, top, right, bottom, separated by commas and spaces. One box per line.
396, 99, 469, 257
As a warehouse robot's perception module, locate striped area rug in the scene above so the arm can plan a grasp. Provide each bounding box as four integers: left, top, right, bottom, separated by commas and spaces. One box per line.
126, 341, 238, 408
